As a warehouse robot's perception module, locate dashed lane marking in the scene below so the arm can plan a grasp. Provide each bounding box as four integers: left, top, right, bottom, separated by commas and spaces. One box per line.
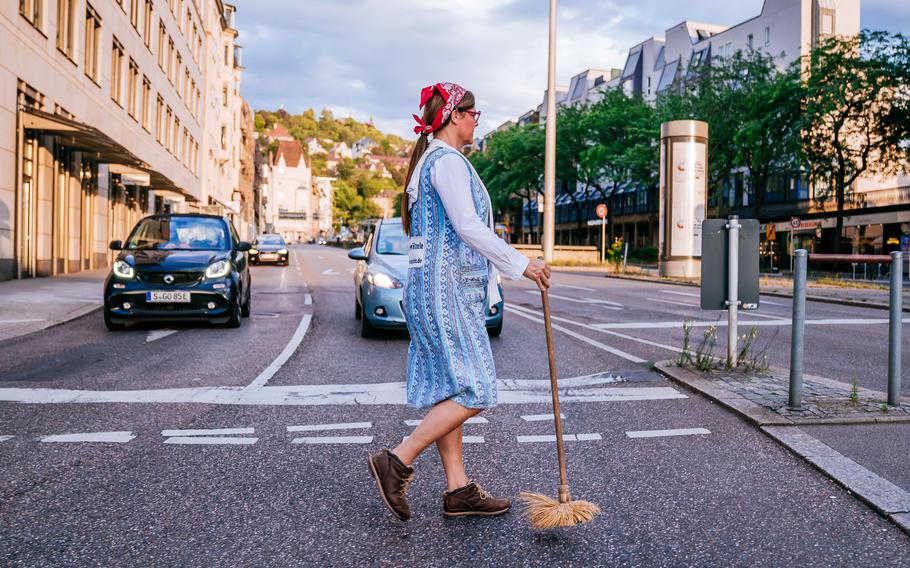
146, 329, 178, 343
0, 435, 14, 442
507, 304, 648, 362
661, 290, 700, 298
554, 284, 595, 292
287, 422, 372, 432
402, 435, 485, 444
161, 427, 254, 436
526, 290, 622, 309
521, 413, 566, 422
304, 294, 312, 305
591, 318, 910, 330
164, 436, 259, 445
293, 436, 373, 444
321, 269, 340, 276
517, 433, 602, 443
626, 428, 711, 438
404, 417, 488, 427
40, 431, 136, 443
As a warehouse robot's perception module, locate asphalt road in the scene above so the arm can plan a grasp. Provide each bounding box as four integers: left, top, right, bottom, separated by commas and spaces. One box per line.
1, 245, 908, 567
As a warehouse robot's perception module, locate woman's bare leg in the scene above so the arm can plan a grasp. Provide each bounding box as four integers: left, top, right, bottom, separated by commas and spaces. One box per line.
435, 424, 470, 491
393, 399, 480, 466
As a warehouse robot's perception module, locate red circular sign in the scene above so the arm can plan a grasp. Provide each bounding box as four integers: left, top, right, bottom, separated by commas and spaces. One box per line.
596, 204, 608, 218
790, 216, 801, 229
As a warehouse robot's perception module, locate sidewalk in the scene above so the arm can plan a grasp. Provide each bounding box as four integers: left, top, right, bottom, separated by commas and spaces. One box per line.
0, 269, 106, 342
656, 361, 910, 535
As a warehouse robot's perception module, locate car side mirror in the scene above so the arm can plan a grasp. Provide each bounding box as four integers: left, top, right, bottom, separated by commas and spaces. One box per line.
237, 241, 252, 252
347, 247, 368, 261
109, 240, 122, 250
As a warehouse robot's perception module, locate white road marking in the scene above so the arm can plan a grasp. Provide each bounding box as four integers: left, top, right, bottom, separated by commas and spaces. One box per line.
321, 269, 340, 276
244, 313, 312, 389
526, 290, 622, 309
759, 298, 785, 306
0, 383, 685, 406
402, 435, 484, 444
661, 290, 699, 298
0, 435, 14, 442
161, 427, 254, 436
626, 428, 711, 438
500, 371, 625, 390
40, 431, 136, 443
507, 307, 646, 363
293, 436, 374, 444
646, 297, 697, 308
146, 329, 178, 343
591, 318, 910, 330
739, 311, 789, 321
404, 417, 488, 427
554, 284, 596, 292
517, 433, 602, 443
521, 413, 566, 422
644, 297, 787, 321
0, 318, 45, 323
164, 436, 258, 445
304, 294, 312, 305
287, 422, 371, 432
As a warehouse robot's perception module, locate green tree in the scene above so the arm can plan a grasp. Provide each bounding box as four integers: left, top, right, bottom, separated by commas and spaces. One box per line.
802, 31, 910, 253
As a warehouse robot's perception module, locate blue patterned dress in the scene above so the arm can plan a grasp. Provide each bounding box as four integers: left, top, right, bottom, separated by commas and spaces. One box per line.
404, 148, 498, 409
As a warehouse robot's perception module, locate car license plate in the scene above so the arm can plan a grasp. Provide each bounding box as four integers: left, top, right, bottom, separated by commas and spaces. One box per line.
146, 291, 191, 303
262, 253, 276, 260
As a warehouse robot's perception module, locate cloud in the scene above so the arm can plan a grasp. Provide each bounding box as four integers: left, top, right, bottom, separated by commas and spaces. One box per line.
233, 0, 908, 139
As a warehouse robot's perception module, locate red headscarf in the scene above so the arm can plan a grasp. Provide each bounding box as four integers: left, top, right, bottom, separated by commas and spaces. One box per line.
412, 82, 467, 136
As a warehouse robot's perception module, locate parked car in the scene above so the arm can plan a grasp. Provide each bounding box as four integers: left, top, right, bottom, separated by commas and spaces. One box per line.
250, 234, 289, 265
348, 218, 504, 338
103, 214, 252, 330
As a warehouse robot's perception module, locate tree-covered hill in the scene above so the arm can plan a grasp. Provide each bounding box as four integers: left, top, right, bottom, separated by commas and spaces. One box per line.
253, 108, 408, 155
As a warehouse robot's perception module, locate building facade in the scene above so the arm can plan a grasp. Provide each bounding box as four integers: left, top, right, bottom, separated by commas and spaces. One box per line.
0, 0, 245, 281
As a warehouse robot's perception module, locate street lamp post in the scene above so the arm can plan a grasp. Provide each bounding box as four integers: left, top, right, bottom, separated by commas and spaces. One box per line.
542, 0, 557, 263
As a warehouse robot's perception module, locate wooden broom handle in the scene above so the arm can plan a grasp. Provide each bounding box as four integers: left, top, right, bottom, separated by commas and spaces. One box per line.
541, 288, 570, 501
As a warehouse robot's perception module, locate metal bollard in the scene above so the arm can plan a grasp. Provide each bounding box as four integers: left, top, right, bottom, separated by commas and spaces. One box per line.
789, 249, 808, 410
888, 251, 902, 406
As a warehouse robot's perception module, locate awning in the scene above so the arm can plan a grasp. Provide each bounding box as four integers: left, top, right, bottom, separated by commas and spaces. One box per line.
20, 107, 195, 200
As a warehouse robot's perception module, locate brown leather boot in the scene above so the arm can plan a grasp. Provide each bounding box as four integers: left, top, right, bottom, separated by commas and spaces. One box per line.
442, 482, 511, 517
368, 449, 415, 521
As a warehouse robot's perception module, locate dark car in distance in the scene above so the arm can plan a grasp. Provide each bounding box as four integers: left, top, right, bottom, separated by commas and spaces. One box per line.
250, 234, 289, 266
103, 214, 252, 330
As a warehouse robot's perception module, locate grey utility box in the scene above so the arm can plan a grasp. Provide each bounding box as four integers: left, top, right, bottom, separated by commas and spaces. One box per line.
700, 218, 760, 310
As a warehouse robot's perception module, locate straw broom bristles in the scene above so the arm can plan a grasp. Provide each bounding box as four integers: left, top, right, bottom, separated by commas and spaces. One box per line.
519, 491, 600, 529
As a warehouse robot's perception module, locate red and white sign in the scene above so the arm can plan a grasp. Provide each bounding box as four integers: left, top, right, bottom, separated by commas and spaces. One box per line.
790, 216, 801, 229
596, 203, 608, 218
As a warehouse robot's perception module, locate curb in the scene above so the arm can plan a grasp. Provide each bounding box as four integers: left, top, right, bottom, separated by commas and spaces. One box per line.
602, 273, 910, 313
654, 360, 910, 536
0, 303, 102, 344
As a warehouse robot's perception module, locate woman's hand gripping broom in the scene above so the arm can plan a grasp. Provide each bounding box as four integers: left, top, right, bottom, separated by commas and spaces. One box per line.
519, 287, 600, 529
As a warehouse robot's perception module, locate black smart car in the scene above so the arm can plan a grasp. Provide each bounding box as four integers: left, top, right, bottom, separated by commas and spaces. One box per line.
103, 214, 252, 330
249, 234, 289, 265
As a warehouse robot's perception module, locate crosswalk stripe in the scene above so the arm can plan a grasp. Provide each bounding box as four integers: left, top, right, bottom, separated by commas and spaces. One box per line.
287, 422, 372, 432
517, 433, 602, 443
403, 417, 488, 427
161, 427, 254, 437
402, 435, 484, 444
626, 428, 711, 439
164, 436, 259, 445
41, 431, 136, 443
0, 435, 15, 442
292, 436, 374, 444
521, 413, 566, 422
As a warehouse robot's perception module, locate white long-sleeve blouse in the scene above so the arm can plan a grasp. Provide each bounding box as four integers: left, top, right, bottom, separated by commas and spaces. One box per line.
408, 139, 529, 281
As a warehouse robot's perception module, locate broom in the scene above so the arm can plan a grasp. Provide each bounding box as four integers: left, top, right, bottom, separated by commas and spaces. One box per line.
519, 287, 600, 529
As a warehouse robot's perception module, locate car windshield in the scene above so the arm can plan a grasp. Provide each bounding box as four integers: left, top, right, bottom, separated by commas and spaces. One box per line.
257, 235, 284, 245
125, 217, 230, 251
375, 222, 407, 255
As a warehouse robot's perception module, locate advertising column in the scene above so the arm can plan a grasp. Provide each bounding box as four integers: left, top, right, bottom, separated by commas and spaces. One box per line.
658, 120, 708, 278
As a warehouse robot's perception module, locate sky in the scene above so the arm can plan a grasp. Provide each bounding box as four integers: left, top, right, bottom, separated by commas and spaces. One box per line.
233, 0, 910, 140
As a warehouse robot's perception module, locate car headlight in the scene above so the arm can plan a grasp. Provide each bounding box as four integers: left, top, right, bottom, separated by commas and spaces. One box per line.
249, 248, 258, 255
368, 272, 402, 289
278, 248, 288, 254
205, 260, 232, 279
113, 260, 135, 279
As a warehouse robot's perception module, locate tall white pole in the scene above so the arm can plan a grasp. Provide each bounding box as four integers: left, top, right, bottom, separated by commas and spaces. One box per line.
543, 0, 557, 262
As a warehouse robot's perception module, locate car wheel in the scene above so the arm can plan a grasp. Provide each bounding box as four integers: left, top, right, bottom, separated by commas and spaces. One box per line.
355, 296, 362, 320
360, 310, 376, 338
226, 295, 242, 328
103, 311, 125, 331
241, 286, 251, 318
488, 320, 503, 338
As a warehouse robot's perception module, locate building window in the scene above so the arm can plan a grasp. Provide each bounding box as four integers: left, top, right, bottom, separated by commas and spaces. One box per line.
221, 125, 227, 150
173, 118, 180, 156
165, 107, 173, 151
127, 59, 140, 120
56, 0, 76, 60
155, 95, 165, 143
747, 33, 753, 49
143, 0, 153, 47
141, 76, 151, 131
130, 0, 139, 30
222, 85, 228, 107
820, 10, 835, 36
157, 22, 166, 69
19, 0, 42, 30
764, 26, 771, 46
176, 53, 183, 93
183, 70, 190, 103
83, 5, 102, 84
168, 38, 175, 84
111, 38, 125, 106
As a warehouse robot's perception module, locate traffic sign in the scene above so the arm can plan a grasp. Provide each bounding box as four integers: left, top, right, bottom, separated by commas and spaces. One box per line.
596, 203, 608, 218
766, 224, 776, 241
700, 219, 760, 310
790, 216, 801, 229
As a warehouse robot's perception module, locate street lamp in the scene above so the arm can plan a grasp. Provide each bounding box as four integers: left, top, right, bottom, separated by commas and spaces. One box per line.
542, 0, 557, 262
